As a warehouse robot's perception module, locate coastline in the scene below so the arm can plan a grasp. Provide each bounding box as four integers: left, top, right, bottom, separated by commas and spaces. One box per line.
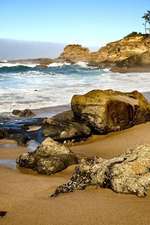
32, 104, 70, 118
1, 91, 150, 119
1, 5, 150, 225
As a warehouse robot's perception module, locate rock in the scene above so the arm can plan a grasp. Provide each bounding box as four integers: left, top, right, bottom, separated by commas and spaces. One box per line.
9, 58, 53, 67
59, 44, 91, 63
17, 137, 78, 175
36, 137, 70, 156
12, 109, 35, 117
42, 110, 91, 142
0, 211, 7, 218
0, 117, 44, 145
111, 51, 150, 73
71, 89, 150, 133
51, 145, 150, 197
58, 33, 150, 71
93, 32, 149, 65
0, 127, 31, 145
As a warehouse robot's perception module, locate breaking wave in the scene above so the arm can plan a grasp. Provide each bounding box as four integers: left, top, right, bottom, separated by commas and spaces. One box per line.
0, 63, 150, 113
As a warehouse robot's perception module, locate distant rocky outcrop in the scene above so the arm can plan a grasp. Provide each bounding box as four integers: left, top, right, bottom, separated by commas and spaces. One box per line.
17, 137, 78, 175
112, 50, 150, 72
58, 44, 90, 63
58, 32, 150, 71
93, 32, 150, 64
51, 144, 150, 197
9, 58, 54, 68
7, 32, 150, 71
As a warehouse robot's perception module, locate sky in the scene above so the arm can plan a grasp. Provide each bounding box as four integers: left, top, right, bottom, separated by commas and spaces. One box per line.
0, 0, 150, 46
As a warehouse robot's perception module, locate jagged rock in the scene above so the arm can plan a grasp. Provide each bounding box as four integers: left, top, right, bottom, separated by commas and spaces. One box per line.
71, 89, 150, 133
17, 137, 78, 175
58, 33, 150, 71
12, 109, 35, 117
0, 117, 44, 145
0, 127, 31, 145
93, 33, 150, 64
51, 145, 150, 197
42, 110, 91, 142
59, 44, 90, 63
112, 50, 150, 73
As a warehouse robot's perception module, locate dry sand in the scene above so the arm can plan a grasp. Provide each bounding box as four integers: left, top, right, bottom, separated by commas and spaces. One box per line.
1, 123, 150, 225
71, 122, 150, 158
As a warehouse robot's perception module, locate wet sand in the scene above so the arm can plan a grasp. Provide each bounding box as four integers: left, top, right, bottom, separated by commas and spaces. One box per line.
1, 123, 150, 224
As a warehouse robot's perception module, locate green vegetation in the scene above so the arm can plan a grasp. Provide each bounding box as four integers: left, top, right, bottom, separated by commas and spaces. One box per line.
142, 10, 150, 34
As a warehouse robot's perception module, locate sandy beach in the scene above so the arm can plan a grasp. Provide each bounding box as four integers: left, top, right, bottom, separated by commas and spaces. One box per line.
1, 123, 150, 225
1, 1, 150, 225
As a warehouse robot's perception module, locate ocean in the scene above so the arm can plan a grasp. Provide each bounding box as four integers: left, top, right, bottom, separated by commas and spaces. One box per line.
0, 61, 150, 114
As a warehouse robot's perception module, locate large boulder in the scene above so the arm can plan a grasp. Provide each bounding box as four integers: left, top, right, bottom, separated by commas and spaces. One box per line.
16, 137, 78, 175
42, 110, 91, 142
71, 89, 150, 133
51, 145, 150, 197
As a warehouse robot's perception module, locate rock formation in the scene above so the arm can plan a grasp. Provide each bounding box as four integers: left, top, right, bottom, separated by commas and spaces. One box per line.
2, 90, 150, 145
12, 109, 35, 117
93, 32, 150, 64
42, 110, 91, 142
51, 145, 150, 197
71, 89, 150, 133
17, 137, 78, 175
0, 117, 43, 145
58, 32, 150, 71
59, 44, 90, 63
112, 50, 150, 72
7, 32, 150, 71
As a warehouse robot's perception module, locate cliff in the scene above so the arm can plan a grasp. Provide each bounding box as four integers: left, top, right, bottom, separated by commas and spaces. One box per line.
59, 32, 150, 72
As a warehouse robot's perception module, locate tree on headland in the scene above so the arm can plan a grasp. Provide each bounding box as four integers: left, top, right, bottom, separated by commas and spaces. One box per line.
142, 10, 150, 34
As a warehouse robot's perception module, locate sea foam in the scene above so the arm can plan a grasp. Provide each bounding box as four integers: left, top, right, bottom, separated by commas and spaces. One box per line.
0, 62, 38, 68
0, 65, 150, 113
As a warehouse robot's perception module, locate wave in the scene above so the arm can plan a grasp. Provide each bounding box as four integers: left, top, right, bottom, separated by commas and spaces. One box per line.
0, 62, 37, 68
0, 61, 95, 70
0, 62, 97, 74
75, 61, 88, 68
48, 62, 71, 67
48, 61, 90, 68
0, 65, 38, 73
1, 61, 150, 114
0, 62, 39, 73
102, 68, 110, 72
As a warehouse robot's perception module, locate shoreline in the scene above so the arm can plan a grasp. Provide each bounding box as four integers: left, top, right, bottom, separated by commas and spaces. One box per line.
1, 122, 150, 224
1, 91, 150, 119
1, 88, 150, 224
